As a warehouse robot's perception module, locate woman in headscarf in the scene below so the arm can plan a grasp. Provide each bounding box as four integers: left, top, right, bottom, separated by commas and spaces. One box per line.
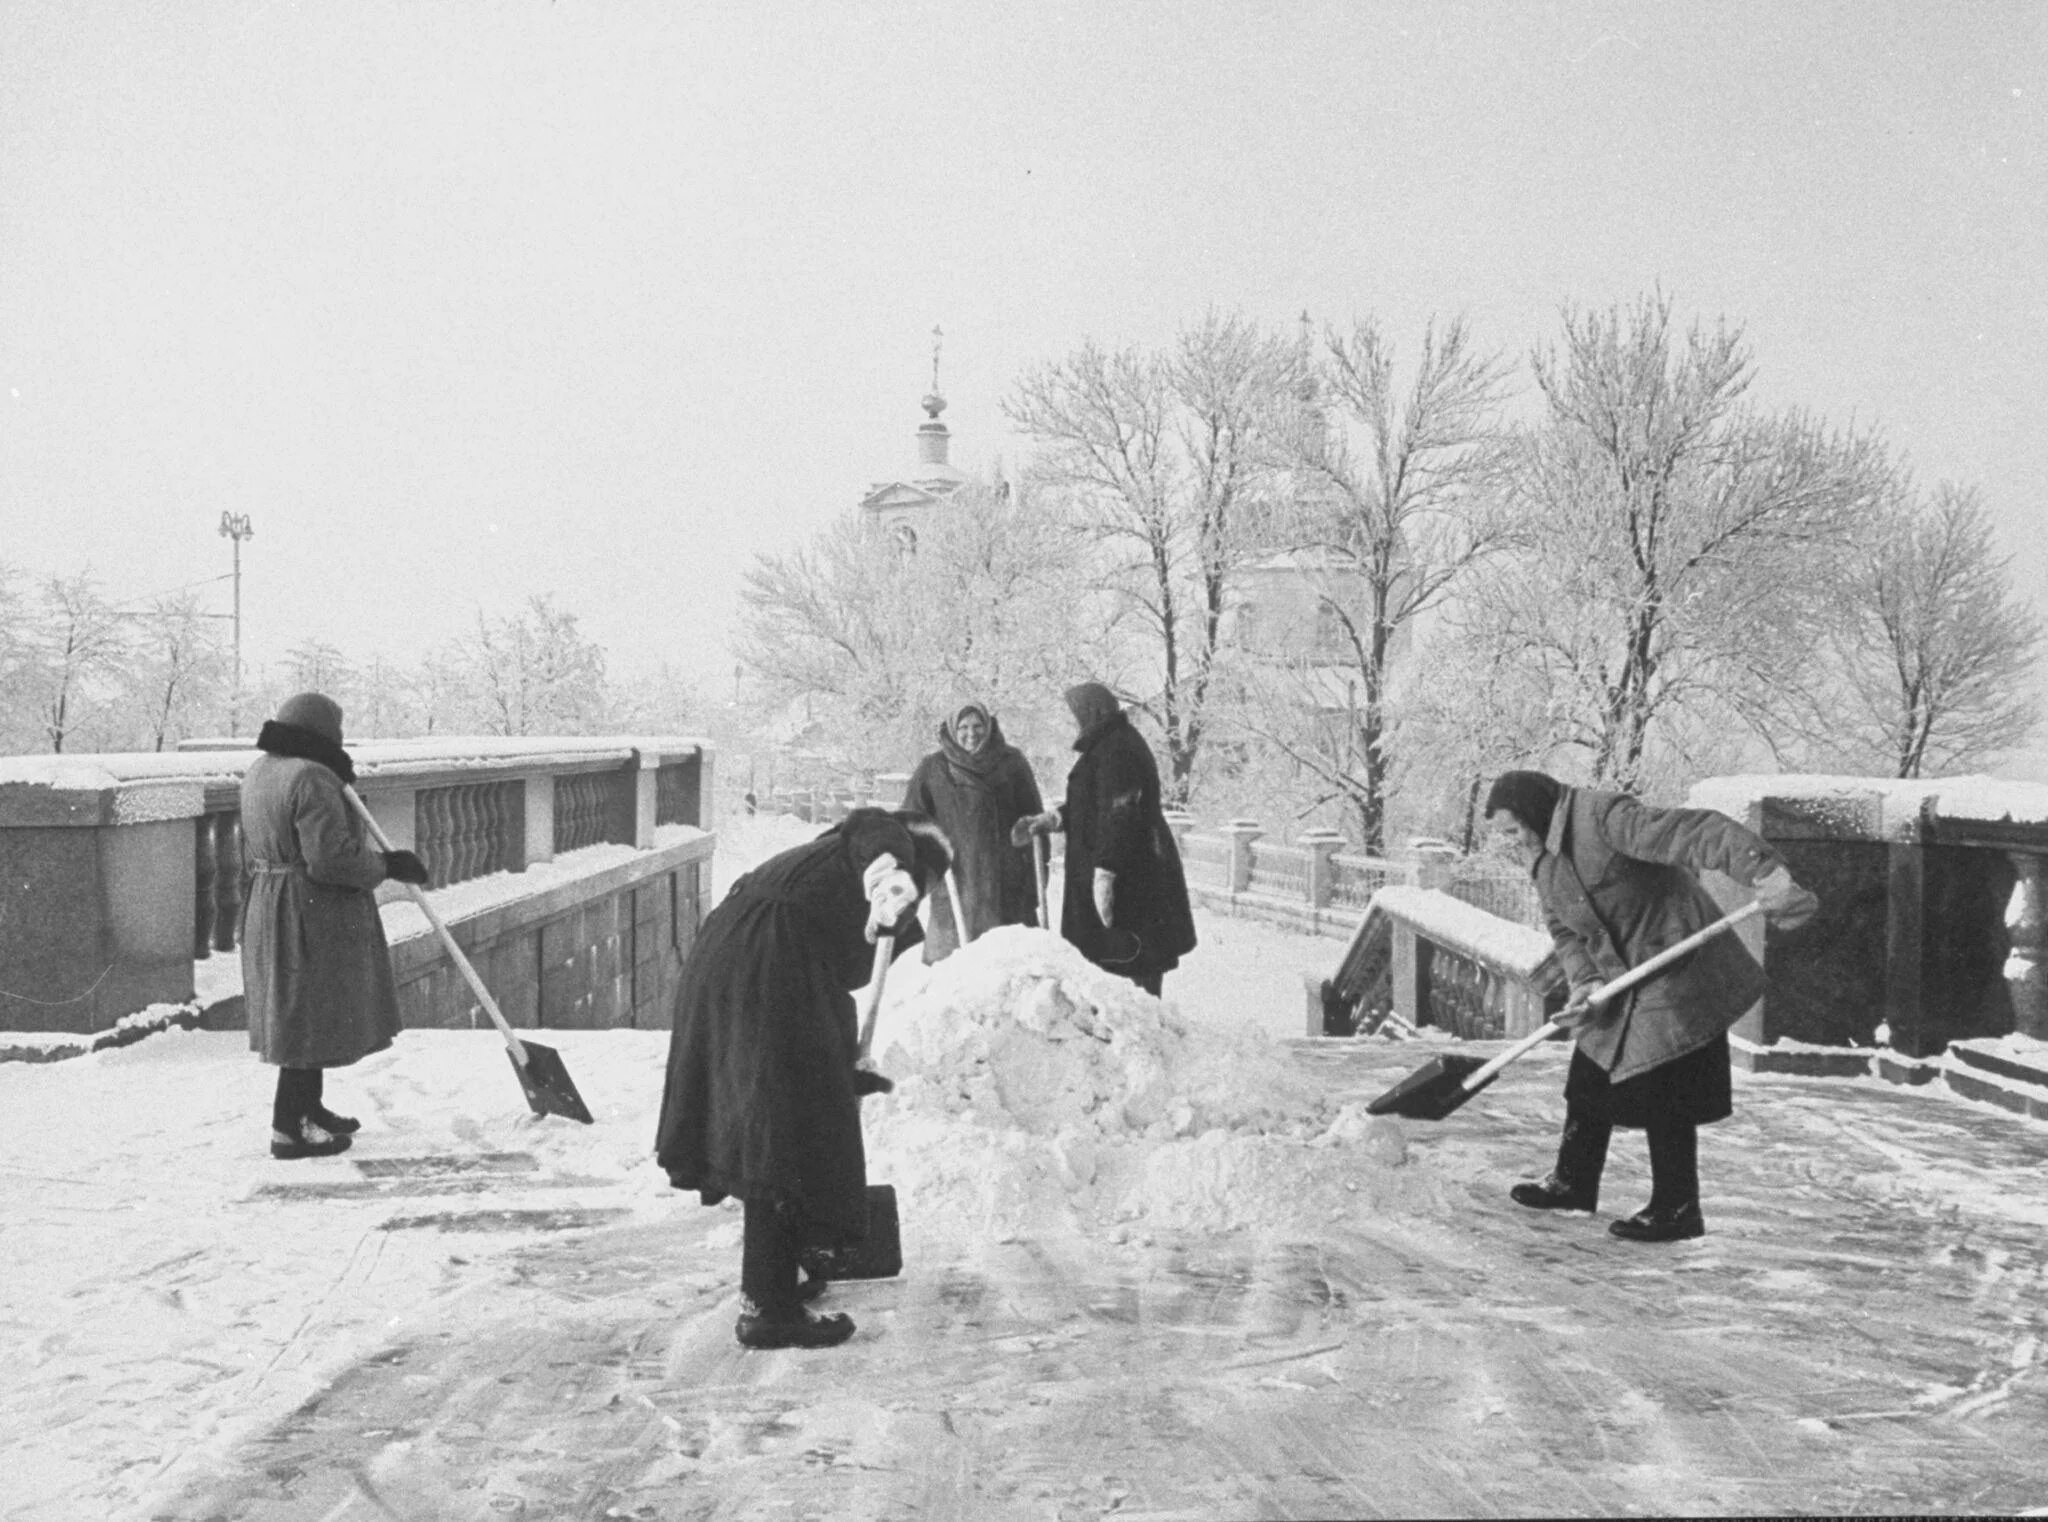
655, 808, 951, 1349
1484, 769, 1818, 1243
240, 692, 430, 1160
901, 702, 1044, 961
1019, 683, 1197, 997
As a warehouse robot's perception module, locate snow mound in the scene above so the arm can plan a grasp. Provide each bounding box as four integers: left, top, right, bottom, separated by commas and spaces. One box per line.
863, 927, 1447, 1243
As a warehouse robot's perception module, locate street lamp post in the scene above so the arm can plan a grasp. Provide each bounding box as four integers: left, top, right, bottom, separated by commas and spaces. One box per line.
218, 512, 255, 735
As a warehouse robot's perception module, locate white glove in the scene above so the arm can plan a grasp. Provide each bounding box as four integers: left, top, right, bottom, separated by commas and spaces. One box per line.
863, 857, 918, 942
1752, 865, 1819, 930
1092, 868, 1116, 927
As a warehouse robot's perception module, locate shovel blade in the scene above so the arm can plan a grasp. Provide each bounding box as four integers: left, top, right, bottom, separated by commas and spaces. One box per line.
798, 1185, 903, 1282
507, 1040, 595, 1125
1366, 1053, 1496, 1121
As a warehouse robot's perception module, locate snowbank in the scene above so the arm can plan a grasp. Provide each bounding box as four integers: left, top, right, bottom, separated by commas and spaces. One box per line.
862, 926, 1445, 1244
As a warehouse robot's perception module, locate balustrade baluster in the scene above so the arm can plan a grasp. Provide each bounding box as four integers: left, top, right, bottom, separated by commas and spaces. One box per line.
213, 813, 242, 952
193, 816, 216, 958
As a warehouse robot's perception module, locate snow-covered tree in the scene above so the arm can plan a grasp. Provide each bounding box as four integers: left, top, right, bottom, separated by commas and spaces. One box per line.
1006, 311, 1300, 802
1487, 293, 1889, 792
1803, 482, 2041, 777
122, 593, 229, 751
27, 571, 129, 753
460, 595, 610, 736
1235, 315, 1512, 849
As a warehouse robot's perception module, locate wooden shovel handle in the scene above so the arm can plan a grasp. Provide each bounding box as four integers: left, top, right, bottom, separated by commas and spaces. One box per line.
1458, 899, 1765, 1095
1033, 833, 1050, 930
343, 785, 529, 1067
856, 934, 894, 1062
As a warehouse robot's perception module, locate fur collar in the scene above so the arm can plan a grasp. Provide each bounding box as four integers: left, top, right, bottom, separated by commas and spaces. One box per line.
256, 720, 357, 785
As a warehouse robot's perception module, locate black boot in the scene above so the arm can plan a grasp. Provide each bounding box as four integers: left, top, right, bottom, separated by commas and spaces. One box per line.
735, 1296, 856, 1349
1610, 1120, 1705, 1242
1511, 1113, 1610, 1212
271, 1116, 352, 1160
311, 1106, 361, 1135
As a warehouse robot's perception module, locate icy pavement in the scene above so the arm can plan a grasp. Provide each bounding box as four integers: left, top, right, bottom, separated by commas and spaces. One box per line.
5, 898, 2048, 1517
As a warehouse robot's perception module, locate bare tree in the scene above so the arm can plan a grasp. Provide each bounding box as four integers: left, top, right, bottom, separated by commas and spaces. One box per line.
124, 593, 229, 750
738, 481, 1109, 774
1809, 483, 2041, 777
30, 571, 129, 753
1236, 315, 1511, 848
1006, 311, 1299, 801
1491, 293, 1889, 791
462, 595, 610, 736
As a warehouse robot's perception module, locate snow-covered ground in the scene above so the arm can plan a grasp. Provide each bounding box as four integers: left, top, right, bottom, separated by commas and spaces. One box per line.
6, 815, 2048, 1519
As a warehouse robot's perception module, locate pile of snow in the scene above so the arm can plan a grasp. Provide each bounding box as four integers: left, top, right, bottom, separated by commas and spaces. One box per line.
862, 926, 1444, 1243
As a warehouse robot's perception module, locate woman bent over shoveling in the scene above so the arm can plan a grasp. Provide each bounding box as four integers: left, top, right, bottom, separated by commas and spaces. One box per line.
1485, 771, 1818, 1243
655, 808, 951, 1349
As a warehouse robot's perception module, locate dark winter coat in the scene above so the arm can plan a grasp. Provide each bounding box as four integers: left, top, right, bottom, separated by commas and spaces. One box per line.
1534, 787, 1782, 1088
239, 724, 402, 1069
1057, 711, 1197, 980
902, 717, 1043, 959
654, 811, 927, 1247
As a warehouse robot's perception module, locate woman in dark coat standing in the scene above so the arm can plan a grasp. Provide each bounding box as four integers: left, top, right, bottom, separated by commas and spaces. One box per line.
240, 692, 430, 1160
655, 808, 950, 1349
902, 702, 1043, 960
1021, 683, 1197, 997
1485, 770, 1818, 1243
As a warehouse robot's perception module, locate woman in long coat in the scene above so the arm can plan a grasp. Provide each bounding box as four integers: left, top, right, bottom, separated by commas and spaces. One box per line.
241, 692, 429, 1160
901, 702, 1043, 960
1484, 770, 1818, 1243
655, 808, 949, 1349
1022, 683, 1196, 997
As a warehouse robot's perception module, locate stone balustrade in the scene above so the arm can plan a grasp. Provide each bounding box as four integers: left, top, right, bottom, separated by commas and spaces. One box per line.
0, 737, 713, 1036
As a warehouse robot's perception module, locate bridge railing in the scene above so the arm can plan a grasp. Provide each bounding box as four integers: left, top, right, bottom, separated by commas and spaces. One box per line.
0, 736, 713, 1036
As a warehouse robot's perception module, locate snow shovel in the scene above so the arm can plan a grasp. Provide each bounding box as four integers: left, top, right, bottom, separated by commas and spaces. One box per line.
1032, 833, 1050, 929
944, 868, 973, 948
342, 787, 594, 1125
802, 934, 905, 1282
1366, 900, 1765, 1122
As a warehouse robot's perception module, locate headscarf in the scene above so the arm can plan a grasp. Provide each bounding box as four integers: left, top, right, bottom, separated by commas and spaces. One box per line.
1482, 770, 1563, 840
951, 702, 991, 751
1063, 682, 1121, 748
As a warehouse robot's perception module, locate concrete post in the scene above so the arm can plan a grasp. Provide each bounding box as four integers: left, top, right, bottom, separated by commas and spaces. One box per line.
1302, 831, 1346, 910
632, 754, 661, 850
2003, 851, 2047, 1040
1223, 819, 1263, 896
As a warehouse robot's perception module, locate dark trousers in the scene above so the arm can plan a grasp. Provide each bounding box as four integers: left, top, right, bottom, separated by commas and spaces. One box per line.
271, 1066, 324, 1133
1646, 1117, 1700, 1211
741, 1197, 802, 1317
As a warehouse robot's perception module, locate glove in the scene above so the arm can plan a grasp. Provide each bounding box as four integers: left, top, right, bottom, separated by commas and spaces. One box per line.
1753, 865, 1819, 931
382, 849, 430, 886
852, 1066, 895, 1097
1011, 809, 1061, 846
1093, 869, 1116, 927
1553, 982, 1608, 1032
863, 856, 919, 942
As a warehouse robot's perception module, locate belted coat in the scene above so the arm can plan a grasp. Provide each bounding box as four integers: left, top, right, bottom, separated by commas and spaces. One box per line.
902, 717, 1043, 958
654, 812, 925, 1247
239, 752, 402, 1069
1534, 787, 1781, 1086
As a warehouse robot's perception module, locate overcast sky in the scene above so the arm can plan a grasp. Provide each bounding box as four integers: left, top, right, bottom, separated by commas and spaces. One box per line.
2, 2, 2042, 723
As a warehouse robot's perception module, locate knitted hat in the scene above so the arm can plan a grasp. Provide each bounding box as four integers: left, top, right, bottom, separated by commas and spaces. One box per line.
1483, 770, 1563, 838
274, 691, 344, 745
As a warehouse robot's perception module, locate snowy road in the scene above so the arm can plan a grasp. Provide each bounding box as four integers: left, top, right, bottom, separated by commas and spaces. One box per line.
128, 1045, 2048, 1520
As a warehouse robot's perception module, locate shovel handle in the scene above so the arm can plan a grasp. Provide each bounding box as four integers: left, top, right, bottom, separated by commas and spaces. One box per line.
1458, 899, 1765, 1095
856, 934, 894, 1061
343, 785, 529, 1067
1033, 833, 1050, 930
945, 868, 973, 948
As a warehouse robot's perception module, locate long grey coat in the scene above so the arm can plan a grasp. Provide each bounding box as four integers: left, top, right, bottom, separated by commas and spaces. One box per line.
240, 756, 401, 1068
1535, 787, 1781, 1085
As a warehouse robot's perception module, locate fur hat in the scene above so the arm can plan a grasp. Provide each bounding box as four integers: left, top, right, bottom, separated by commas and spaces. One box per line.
273, 691, 344, 745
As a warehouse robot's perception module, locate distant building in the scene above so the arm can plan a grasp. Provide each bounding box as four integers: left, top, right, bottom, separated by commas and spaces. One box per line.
860, 327, 969, 552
